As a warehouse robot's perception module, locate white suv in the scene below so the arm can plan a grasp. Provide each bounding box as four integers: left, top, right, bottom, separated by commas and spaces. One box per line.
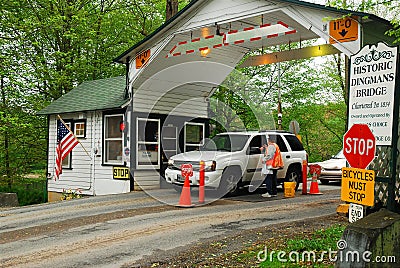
164, 131, 307, 195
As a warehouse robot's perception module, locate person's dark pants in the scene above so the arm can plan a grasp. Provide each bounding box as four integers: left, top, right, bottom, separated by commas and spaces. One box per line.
264, 170, 278, 195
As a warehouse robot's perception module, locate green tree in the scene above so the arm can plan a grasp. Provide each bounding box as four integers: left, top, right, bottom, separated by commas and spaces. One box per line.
0, 0, 188, 185
211, 42, 347, 161
326, 0, 399, 43
1, 0, 169, 102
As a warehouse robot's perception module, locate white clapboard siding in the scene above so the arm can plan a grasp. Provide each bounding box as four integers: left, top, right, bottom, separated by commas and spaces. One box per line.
133, 90, 209, 117
47, 112, 131, 196
47, 113, 94, 195
134, 170, 160, 190
132, 79, 212, 117
133, 98, 208, 117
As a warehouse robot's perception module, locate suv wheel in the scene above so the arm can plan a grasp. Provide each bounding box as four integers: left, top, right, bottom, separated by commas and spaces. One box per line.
218, 167, 241, 196
285, 166, 301, 190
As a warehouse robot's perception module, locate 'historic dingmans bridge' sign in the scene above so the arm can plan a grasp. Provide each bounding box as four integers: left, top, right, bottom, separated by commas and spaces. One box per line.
348, 42, 398, 146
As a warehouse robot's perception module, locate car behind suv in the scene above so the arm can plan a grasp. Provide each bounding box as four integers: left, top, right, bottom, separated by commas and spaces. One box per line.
309, 150, 346, 184
165, 131, 307, 195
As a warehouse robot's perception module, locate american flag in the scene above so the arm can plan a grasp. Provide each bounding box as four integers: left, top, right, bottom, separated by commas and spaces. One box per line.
54, 120, 79, 180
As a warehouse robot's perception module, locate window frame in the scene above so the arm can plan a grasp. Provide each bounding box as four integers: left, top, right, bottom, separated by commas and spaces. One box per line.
74, 120, 86, 138
136, 118, 160, 169
103, 113, 124, 166
184, 122, 205, 152
247, 134, 265, 155
58, 120, 73, 169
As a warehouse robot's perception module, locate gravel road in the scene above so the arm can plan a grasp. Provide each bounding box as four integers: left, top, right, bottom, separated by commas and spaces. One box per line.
0, 188, 342, 267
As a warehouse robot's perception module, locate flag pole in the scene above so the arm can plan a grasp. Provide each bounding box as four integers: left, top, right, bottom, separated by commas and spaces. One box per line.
57, 115, 92, 159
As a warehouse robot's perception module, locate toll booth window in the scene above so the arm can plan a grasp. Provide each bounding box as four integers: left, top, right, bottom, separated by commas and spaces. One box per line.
104, 114, 123, 165
184, 122, 204, 152
137, 118, 160, 169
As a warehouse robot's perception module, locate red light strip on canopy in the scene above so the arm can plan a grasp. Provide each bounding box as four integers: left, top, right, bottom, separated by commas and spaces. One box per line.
166, 21, 296, 58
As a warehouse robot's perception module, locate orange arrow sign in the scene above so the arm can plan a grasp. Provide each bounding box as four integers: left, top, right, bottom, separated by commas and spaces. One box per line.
329, 17, 358, 44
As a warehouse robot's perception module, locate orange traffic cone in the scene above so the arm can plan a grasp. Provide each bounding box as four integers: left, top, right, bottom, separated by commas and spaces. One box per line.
308, 173, 323, 195
178, 175, 194, 207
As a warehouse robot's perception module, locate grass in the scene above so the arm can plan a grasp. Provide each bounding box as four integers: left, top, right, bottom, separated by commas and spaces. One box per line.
235, 224, 346, 268
0, 174, 47, 206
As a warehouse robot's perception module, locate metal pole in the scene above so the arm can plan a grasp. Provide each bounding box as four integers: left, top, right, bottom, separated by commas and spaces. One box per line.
277, 61, 282, 130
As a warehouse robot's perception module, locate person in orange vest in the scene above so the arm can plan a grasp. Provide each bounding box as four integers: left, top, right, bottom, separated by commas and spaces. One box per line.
261, 136, 284, 198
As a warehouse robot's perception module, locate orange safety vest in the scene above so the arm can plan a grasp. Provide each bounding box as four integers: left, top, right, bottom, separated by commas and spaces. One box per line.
266, 143, 284, 169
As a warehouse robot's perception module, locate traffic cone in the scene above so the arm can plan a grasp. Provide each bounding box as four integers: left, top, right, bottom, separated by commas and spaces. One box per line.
178, 175, 194, 207
308, 173, 323, 195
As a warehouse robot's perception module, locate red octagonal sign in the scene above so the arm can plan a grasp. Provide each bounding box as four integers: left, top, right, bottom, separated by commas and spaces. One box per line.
343, 124, 376, 169
181, 164, 193, 178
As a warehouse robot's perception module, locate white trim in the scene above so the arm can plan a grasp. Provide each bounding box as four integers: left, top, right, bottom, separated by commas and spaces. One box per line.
104, 114, 124, 165
136, 118, 160, 169
184, 122, 205, 152
74, 122, 85, 138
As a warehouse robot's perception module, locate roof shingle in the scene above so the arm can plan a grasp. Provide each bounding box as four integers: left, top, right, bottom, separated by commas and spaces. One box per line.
38, 76, 127, 115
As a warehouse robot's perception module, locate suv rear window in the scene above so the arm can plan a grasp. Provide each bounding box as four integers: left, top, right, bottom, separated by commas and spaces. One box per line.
284, 135, 304, 151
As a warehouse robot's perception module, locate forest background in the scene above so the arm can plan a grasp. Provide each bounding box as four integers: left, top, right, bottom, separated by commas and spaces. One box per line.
0, 0, 399, 192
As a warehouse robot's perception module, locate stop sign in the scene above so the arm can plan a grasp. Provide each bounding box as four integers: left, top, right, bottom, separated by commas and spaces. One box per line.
343, 124, 376, 169
181, 164, 193, 178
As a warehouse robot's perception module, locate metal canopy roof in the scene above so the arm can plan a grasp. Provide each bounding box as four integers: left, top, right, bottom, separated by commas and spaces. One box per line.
114, 0, 392, 116
114, 0, 391, 64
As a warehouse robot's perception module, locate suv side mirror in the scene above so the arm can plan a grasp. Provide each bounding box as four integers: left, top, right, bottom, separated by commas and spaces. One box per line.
249, 147, 261, 155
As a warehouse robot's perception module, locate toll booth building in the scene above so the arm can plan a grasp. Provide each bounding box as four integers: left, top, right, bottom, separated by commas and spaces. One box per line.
38, 74, 208, 200
39, 0, 392, 199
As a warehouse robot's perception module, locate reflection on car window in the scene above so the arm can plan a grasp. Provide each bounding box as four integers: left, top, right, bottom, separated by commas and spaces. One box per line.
202, 134, 249, 152
284, 135, 304, 151
333, 150, 344, 159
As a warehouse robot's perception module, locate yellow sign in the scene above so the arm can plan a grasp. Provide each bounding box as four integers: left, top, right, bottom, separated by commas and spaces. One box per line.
113, 167, 130, 180
341, 167, 375, 206
329, 17, 358, 44
135, 49, 151, 69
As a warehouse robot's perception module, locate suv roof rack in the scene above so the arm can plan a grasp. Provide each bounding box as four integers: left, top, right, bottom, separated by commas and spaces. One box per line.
258, 130, 291, 133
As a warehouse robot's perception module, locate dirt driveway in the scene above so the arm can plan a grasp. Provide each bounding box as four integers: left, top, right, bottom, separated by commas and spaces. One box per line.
0, 188, 343, 267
